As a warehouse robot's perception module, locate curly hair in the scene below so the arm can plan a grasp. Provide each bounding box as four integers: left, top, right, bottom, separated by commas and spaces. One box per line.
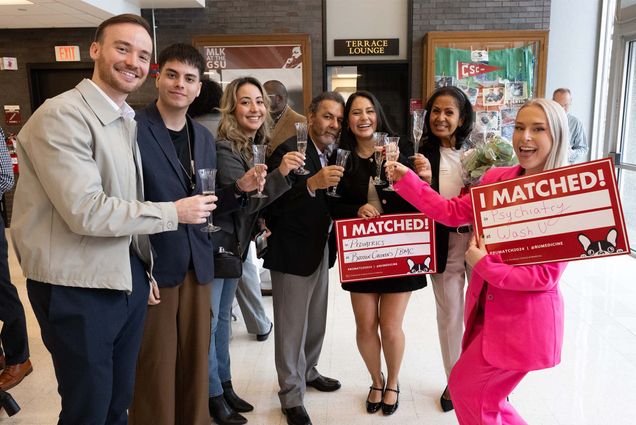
217, 76, 272, 162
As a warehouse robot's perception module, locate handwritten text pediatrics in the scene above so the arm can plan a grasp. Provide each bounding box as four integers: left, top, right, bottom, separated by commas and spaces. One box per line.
340, 218, 428, 238
478, 170, 606, 209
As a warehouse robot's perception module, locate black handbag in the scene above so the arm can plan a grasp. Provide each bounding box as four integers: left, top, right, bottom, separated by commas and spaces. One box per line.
213, 218, 243, 279
214, 246, 242, 279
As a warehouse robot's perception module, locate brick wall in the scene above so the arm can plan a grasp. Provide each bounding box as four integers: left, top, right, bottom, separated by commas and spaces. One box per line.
0, 28, 94, 134
411, 0, 551, 98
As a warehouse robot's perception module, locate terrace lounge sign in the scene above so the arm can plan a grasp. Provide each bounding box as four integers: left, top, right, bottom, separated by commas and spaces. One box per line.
334, 38, 399, 56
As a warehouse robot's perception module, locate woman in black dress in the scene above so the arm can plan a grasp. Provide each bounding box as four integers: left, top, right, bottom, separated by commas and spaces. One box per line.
329, 91, 426, 416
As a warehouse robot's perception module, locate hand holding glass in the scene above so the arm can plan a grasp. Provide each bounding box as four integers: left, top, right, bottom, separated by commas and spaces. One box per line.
294, 122, 310, 175
197, 168, 221, 232
252, 145, 268, 198
327, 149, 350, 198
410, 109, 425, 158
383, 138, 400, 192
373, 132, 388, 185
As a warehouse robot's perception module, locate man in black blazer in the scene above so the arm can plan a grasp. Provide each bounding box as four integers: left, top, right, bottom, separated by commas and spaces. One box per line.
264, 92, 345, 425
128, 44, 260, 425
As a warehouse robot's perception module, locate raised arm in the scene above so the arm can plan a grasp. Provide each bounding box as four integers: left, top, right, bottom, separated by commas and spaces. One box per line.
392, 167, 473, 227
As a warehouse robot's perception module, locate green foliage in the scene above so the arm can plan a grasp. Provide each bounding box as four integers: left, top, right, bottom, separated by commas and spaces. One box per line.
461, 135, 518, 185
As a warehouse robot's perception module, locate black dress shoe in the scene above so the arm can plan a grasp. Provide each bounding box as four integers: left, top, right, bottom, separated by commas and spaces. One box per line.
282, 405, 312, 425
440, 385, 454, 412
306, 374, 341, 392
209, 395, 247, 425
256, 322, 273, 342
222, 380, 254, 413
381, 385, 400, 416
366, 372, 384, 414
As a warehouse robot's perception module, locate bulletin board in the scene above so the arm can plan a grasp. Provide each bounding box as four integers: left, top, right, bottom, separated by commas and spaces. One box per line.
423, 30, 548, 142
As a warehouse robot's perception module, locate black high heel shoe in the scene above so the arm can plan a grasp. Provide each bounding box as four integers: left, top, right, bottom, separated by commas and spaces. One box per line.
366, 372, 384, 414
381, 385, 400, 416
440, 385, 454, 412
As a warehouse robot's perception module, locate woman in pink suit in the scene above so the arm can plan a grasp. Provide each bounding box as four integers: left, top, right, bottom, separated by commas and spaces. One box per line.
387, 98, 569, 424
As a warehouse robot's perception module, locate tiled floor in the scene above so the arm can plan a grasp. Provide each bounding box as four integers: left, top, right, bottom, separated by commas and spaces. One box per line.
3, 229, 636, 424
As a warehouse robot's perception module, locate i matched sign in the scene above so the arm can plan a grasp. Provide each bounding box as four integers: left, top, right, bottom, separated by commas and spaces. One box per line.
335, 213, 436, 283
471, 158, 630, 265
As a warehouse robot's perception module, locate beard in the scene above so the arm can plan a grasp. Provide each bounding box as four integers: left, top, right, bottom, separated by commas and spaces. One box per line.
94, 56, 146, 96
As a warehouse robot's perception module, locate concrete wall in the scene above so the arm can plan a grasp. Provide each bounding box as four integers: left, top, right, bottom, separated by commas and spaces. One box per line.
546, 0, 602, 161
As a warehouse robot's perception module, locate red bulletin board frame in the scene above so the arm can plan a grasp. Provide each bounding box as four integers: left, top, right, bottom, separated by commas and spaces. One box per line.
335, 213, 436, 284
470, 158, 630, 265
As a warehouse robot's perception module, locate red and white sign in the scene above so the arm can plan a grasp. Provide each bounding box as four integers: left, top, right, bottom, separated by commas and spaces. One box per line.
335, 213, 436, 283
457, 62, 501, 79
3, 105, 20, 125
471, 158, 630, 265
55, 46, 80, 62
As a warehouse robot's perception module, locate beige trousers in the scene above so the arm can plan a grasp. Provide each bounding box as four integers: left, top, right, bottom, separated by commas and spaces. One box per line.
431, 231, 471, 379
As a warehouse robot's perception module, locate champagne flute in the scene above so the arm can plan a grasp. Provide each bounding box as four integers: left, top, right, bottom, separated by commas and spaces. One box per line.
294, 122, 310, 175
410, 109, 425, 158
252, 145, 268, 199
373, 132, 388, 185
326, 148, 350, 198
197, 168, 221, 232
383, 137, 400, 192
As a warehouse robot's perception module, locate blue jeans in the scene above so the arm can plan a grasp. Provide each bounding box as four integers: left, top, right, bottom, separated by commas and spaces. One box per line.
208, 277, 239, 397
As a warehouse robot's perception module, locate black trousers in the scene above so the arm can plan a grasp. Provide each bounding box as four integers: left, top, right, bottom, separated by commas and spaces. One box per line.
0, 215, 29, 365
27, 253, 149, 425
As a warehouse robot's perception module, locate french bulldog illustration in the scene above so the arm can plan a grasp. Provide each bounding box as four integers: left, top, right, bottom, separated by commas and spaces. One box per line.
407, 257, 431, 273
578, 228, 619, 256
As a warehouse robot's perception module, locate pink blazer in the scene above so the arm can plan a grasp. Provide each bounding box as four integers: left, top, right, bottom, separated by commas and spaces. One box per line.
395, 166, 565, 371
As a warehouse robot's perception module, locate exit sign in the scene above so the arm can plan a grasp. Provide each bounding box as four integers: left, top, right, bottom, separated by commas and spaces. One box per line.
55, 46, 80, 62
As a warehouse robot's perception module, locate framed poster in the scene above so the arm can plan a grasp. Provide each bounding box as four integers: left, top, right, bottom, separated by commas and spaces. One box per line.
423, 30, 548, 142
335, 213, 436, 283
470, 158, 630, 266
192, 34, 312, 114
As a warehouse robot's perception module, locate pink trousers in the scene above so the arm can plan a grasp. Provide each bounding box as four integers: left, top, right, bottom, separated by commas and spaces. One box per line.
448, 321, 528, 425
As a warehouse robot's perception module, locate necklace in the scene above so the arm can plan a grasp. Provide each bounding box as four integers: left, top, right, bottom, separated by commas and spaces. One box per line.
178, 122, 195, 191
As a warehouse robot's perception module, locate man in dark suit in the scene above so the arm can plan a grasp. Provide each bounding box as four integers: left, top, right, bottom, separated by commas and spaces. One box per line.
264, 92, 345, 425
129, 44, 261, 425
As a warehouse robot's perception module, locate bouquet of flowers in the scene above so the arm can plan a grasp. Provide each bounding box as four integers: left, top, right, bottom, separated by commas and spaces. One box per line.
461, 133, 517, 187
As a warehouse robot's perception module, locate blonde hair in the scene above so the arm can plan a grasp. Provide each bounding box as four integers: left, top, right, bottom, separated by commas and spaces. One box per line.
518, 98, 569, 171
217, 76, 272, 162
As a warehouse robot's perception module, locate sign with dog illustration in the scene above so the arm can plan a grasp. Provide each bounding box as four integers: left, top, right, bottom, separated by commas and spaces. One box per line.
471, 158, 630, 265
335, 213, 436, 283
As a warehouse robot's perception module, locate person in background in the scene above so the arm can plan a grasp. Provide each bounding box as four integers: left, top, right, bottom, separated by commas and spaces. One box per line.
209, 76, 304, 425
235, 237, 273, 342
329, 91, 426, 416
388, 98, 569, 425
263, 80, 306, 155
264, 91, 345, 425
188, 78, 224, 138
129, 44, 262, 425
10, 14, 215, 424
0, 127, 32, 392
414, 86, 474, 412
552, 88, 588, 164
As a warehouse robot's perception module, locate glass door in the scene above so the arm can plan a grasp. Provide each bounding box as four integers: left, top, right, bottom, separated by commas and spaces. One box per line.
616, 40, 636, 253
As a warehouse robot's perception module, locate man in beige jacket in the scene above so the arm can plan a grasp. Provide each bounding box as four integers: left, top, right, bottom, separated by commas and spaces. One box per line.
264, 80, 306, 155
10, 14, 218, 425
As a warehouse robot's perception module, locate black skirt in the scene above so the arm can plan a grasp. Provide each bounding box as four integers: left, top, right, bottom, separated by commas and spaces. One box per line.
341, 274, 427, 293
